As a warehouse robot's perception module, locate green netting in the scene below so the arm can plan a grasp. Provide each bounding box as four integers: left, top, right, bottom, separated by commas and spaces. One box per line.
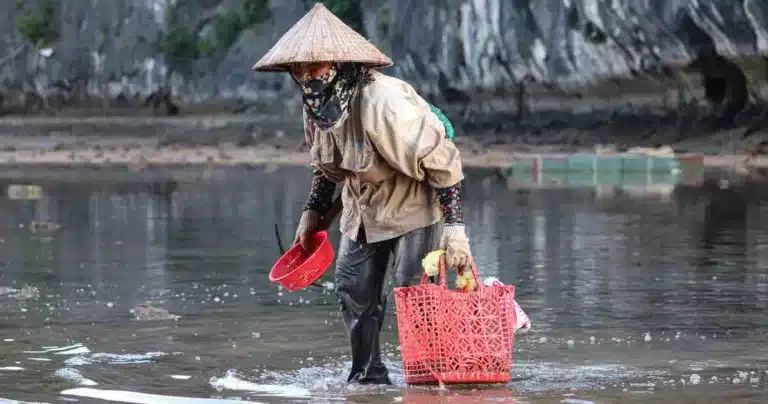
428, 103, 455, 140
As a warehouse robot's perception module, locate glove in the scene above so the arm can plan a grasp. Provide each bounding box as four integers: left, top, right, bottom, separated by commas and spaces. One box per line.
439, 224, 472, 270
293, 210, 319, 253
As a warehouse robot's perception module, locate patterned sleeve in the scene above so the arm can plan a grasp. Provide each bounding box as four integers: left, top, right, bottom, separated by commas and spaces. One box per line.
303, 169, 336, 216
436, 182, 464, 225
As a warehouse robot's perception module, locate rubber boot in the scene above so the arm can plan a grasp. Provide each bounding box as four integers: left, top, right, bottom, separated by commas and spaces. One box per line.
334, 223, 441, 385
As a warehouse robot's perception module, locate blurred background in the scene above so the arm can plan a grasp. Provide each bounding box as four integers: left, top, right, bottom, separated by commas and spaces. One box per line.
0, 1, 766, 403
0, 0, 767, 151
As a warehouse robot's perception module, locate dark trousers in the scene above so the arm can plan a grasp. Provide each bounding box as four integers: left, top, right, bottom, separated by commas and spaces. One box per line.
334, 222, 441, 384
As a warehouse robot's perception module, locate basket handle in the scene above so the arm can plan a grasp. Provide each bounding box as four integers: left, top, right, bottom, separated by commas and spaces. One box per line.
419, 254, 481, 289
443, 255, 481, 289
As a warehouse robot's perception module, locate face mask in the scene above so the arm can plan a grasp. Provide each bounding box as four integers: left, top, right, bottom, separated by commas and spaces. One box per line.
294, 65, 338, 97
293, 63, 367, 130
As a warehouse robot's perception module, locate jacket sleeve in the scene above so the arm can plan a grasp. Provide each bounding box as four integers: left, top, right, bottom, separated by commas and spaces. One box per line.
302, 112, 336, 215
363, 87, 464, 189
303, 111, 316, 151
303, 169, 336, 215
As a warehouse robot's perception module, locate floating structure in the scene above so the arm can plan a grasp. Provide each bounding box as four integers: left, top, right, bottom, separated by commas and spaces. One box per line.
499, 153, 705, 187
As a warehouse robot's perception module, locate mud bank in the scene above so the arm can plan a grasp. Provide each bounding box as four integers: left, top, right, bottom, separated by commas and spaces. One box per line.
0, 136, 763, 172
0, 115, 764, 173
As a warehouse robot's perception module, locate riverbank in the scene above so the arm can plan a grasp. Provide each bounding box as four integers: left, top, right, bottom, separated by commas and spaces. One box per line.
0, 114, 765, 173
0, 138, 764, 170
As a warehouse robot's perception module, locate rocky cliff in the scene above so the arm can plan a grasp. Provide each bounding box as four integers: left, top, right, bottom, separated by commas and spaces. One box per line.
0, 0, 766, 127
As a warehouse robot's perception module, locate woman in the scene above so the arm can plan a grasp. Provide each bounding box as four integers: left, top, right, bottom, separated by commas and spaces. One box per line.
253, 3, 473, 385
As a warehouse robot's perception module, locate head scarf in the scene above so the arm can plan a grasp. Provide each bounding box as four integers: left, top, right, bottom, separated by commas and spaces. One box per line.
292, 63, 372, 130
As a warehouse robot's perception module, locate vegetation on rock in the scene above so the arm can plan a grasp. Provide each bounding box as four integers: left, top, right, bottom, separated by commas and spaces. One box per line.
15, 0, 58, 50
153, 0, 271, 79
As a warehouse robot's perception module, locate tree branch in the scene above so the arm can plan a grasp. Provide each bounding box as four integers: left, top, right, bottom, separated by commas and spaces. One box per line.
193, 8, 219, 35
0, 44, 28, 69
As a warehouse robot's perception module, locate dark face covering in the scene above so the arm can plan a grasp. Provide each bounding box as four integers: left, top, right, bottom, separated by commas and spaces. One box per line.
293, 63, 370, 130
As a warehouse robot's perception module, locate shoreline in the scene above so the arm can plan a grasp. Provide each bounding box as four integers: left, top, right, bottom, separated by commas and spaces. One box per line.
0, 143, 761, 170
0, 114, 763, 175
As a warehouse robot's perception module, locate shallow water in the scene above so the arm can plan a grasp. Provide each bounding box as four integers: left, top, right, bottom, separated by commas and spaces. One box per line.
0, 166, 766, 404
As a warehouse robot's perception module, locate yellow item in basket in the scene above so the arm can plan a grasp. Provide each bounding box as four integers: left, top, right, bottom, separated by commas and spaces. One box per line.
421, 249, 445, 277
456, 269, 477, 291
466, 276, 476, 291
456, 274, 468, 289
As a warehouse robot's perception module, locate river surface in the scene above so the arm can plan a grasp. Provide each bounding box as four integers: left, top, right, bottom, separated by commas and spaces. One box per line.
0, 165, 766, 404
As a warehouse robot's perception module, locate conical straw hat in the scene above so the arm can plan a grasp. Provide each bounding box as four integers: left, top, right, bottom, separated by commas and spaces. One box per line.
252, 3, 393, 72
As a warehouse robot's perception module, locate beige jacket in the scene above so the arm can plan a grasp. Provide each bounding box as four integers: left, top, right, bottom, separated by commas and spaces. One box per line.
304, 71, 464, 243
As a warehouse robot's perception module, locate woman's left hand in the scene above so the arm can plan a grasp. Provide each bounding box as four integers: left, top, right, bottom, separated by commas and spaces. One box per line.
440, 224, 472, 269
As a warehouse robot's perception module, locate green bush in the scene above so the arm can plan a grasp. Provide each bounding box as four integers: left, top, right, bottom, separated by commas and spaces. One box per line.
241, 0, 270, 26
16, 2, 58, 49
154, 25, 201, 77
210, 11, 245, 53
155, 0, 272, 77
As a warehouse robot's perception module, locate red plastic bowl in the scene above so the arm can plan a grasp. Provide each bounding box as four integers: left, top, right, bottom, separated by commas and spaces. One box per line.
269, 231, 334, 292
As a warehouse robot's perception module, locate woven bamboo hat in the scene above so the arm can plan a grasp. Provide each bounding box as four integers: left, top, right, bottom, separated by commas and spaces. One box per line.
252, 3, 393, 72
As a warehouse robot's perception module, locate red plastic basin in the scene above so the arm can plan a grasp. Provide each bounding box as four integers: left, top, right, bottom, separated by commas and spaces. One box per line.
269, 231, 334, 292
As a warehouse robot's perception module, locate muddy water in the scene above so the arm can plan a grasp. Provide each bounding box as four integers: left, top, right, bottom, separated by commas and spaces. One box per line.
0, 166, 766, 404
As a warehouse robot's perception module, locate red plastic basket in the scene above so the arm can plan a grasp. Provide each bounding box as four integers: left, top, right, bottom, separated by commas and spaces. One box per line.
269, 231, 334, 292
393, 257, 516, 386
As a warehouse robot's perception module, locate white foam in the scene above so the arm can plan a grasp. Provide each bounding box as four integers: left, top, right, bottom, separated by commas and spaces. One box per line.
23, 344, 90, 356
65, 352, 167, 366
60, 388, 267, 404
0, 367, 24, 371
170, 375, 191, 380
26, 358, 52, 362
209, 371, 311, 398
54, 368, 98, 386
0, 397, 47, 404
54, 347, 91, 356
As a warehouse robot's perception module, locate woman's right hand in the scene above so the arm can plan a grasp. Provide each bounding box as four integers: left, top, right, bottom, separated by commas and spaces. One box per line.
294, 210, 320, 253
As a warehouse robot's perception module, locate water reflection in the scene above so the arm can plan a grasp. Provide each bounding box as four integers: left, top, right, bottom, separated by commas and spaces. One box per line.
0, 166, 766, 402
1, 168, 767, 327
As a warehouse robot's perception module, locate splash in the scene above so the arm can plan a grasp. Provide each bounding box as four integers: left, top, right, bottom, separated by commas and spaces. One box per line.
209, 360, 403, 400
209, 370, 312, 398
205, 354, 669, 400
